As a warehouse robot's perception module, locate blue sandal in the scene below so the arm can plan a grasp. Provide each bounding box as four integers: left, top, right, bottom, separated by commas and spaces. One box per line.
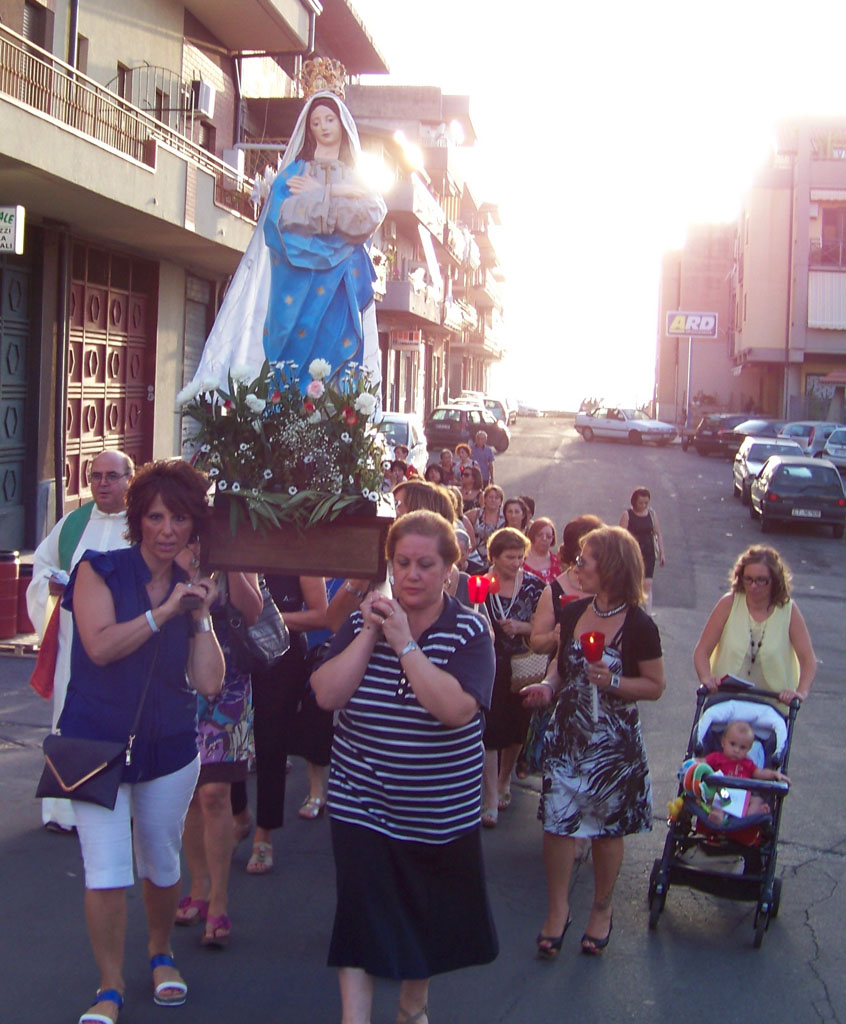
79, 988, 123, 1024
150, 954, 188, 1007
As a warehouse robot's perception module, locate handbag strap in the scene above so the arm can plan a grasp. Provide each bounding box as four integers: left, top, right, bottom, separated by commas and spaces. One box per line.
124, 634, 162, 767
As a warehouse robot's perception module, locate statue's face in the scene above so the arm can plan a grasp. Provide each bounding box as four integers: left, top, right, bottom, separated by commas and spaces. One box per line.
309, 104, 342, 149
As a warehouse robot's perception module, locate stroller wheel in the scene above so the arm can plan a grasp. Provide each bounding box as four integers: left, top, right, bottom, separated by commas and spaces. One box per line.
770, 878, 782, 920
753, 905, 770, 948
648, 859, 666, 930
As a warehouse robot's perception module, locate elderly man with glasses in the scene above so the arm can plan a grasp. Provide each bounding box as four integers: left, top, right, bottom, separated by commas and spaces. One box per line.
27, 449, 134, 834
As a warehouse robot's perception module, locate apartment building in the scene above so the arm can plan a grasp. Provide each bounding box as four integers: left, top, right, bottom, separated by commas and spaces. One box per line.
655, 118, 846, 426
0, 0, 385, 549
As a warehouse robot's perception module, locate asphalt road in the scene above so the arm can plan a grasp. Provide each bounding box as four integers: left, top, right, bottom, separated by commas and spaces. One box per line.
1, 419, 844, 1023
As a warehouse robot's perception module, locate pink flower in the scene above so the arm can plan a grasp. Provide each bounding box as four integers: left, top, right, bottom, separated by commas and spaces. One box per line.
224, 400, 233, 411
343, 406, 357, 425
270, 390, 282, 403
306, 380, 325, 400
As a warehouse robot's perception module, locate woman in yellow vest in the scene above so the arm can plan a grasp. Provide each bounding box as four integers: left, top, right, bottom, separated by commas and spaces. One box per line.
693, 545, 816, 711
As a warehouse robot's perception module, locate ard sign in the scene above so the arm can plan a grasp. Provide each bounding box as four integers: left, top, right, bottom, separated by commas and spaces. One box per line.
666, 311, 718, 338
0, 206, 25, 255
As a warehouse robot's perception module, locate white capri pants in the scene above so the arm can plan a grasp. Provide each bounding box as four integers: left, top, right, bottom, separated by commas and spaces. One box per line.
72, 756, 200, 889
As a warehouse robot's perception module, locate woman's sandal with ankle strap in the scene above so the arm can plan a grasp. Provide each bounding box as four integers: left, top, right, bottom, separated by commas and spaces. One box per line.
79, 988, 123, 1024
150, 953, 188, 1006
536, 917, 571, 959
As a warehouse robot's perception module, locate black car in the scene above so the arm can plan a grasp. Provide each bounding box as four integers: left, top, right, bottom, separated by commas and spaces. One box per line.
424, 404, 510, 453
723, 417, 787, 451
690, 413, 750, 456
749, 455, 846, 538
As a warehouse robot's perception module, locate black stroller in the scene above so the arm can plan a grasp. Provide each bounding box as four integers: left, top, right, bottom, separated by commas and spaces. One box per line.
647, 683, 799, 948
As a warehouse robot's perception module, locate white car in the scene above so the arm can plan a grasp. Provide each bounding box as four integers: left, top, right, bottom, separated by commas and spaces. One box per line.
574, 407, 676, 445
822, 427, 846, 471
375, 412, 428, 475
732, 436, 804, 504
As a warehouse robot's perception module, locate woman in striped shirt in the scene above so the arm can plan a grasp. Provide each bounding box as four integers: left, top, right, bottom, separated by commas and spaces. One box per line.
312, 510, 498, 1024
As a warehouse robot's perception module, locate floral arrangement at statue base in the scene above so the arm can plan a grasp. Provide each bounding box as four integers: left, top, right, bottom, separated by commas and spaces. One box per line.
178, 358, 393, 577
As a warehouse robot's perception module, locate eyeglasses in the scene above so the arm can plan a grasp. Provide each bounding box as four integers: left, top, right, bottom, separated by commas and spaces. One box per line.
742, 575, 772, 587
575, 555, 587, 568
90, 471, 129, 483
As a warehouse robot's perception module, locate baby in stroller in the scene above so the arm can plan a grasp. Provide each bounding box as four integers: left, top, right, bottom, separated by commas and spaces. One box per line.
684, 698, 791, 838
701, 720, 790, 825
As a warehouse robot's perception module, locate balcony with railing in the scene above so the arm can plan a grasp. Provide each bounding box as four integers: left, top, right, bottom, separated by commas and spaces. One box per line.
810, 239, 846, 269
0, 23, 256, 224
381, 272, 443, 325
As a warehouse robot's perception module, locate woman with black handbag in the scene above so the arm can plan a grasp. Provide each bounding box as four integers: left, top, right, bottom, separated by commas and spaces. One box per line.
57, 460, 224, 1024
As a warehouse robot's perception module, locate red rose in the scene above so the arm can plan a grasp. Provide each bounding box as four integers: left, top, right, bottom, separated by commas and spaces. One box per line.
270, 390, 282, 403
304, 400, 315, 413
343, 406, 357, 425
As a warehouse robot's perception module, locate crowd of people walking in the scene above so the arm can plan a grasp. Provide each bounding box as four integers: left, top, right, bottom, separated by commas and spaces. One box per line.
25, 437, 817, 1024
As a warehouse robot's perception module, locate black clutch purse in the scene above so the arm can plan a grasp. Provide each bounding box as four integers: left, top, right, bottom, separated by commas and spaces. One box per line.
35, 635, 161, 809
36, 734, 128, 809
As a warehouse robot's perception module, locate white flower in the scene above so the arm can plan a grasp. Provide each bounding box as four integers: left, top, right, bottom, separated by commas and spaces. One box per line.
200, 444, 211, 453
230, 364, 256, 385
304, 455, 314, 464
218, 480, 228, 490
263, 469, 273, 480
208, 467, 220, 477
251, 488, 260, 497
308, 411, 321, 424
288, 486, 298, 495
366, 490, 378, 502
306, 380, 325, 400
308, 358, 332, 381
199, 377, 219, 394
341, 432, 352, 444
210, 452, 221, 463
354, 393, 377, 416
349, 475, 355, 485
245, 394, 266, 414
176, 381, 201, 406
239, 443, 250, 452
231, 482, 241, 493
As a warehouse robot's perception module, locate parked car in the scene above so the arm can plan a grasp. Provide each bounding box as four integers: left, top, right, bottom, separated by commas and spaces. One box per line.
456, 391, 517, 425
777, 421, 844, 456
723, 417, 787, 450
375, 411, 428, 475
822, 427, 846, 472
732, 436, 803, 504
424, 404, 510, 453
748, 455, 846, 538
689, 413, 749, 456
517, 400, 544, 418
574, 407, 676, 445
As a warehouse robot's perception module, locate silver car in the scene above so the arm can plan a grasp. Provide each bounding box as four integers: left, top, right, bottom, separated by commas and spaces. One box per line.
733, 436, 803, 504
778, 420, 844, 456
822, 427, 846, 471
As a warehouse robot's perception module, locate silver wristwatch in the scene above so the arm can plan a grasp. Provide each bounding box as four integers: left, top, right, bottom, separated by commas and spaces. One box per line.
398, 639, 419, 658
608, 673, 621, 690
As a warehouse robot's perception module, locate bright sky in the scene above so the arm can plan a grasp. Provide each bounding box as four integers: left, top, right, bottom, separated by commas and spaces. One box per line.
352, 0, 846, 411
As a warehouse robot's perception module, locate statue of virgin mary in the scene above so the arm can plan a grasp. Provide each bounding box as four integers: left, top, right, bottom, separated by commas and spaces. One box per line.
193, 70, 386, 389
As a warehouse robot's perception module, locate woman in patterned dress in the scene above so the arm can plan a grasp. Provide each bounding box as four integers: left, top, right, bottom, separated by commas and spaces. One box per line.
522, 526, 664, 957
174, 547, 262, 947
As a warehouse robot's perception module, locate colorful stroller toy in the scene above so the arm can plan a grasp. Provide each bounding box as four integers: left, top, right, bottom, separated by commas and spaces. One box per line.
648, 683, 799, 947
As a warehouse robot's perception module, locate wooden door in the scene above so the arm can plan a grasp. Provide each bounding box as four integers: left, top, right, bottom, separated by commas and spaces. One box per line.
65, 242, 156, 506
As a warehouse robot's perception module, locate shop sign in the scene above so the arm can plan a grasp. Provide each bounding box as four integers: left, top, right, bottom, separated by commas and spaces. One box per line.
0, 206, 25, 254
666, 310, 718, 338
391, 329, 422, 351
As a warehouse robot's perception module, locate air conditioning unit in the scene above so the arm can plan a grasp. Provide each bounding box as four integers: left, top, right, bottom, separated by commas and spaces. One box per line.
191, 80, 215, 121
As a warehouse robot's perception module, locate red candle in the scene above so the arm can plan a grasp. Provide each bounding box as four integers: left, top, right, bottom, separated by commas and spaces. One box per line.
467, 575, 491, 604
488, 575, 501, 595
579, 631, 605, 663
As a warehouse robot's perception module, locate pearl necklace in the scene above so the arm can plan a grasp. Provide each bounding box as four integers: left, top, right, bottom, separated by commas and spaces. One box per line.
592, 597, 628, 618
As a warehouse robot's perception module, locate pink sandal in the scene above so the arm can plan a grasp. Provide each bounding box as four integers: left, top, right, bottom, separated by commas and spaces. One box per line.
175, 896, 208, 926
201, 913, 232, 948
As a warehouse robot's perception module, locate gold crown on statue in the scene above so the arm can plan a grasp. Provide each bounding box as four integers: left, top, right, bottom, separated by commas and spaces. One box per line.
299, 57, 347, 100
